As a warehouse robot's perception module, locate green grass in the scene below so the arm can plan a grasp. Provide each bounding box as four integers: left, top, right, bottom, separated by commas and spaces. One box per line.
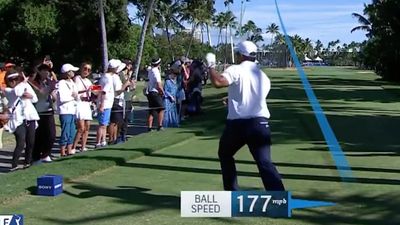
1, 67, 399, 225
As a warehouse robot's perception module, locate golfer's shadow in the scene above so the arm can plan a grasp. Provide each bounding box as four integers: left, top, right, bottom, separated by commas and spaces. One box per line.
63, 182, 179, 209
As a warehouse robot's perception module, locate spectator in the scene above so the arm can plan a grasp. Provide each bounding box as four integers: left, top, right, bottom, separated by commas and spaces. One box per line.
0, 88, 8, 150
4, 69, 39, 171
162, 61, 180, 128
29, 64, 57, 163
57, 64, 79, 156
0, 63, 6, 90
72, 62, 93, 152
146, 58, 165, 131
109, 61, 130, 144
0, 62, 15, 90
41, 55, 58, 82
186, 60, 204, 115
95, 59, 119, 148
118, 60, 136, 142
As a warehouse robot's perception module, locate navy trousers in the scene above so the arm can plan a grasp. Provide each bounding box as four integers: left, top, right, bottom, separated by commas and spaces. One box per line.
218, 117, 285, 191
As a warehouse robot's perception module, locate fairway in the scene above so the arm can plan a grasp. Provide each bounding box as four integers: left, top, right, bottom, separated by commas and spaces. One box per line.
1, 67, 399, 225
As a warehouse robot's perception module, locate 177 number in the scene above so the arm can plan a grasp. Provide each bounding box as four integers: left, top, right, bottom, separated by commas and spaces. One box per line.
237, 195, 272, 213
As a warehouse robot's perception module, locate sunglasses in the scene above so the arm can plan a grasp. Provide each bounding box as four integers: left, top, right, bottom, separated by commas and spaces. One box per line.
83, 67, 92, 72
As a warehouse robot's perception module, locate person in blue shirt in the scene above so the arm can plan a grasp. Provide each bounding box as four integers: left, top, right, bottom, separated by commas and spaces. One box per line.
162, 61, 181, 128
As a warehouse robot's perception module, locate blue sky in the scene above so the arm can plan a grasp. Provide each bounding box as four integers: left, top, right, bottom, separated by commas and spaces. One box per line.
128, 0, 369, 46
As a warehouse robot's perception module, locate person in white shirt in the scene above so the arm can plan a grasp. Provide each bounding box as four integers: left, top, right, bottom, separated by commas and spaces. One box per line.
4, 70, 39, 171
57, 64, 79, 156
205, 41, 285, 191
29, 63, 57, 163
72, 62, 94, 152
0, 92, 8, 150
108, 61, 130, 144
146, 58, 165, 131
95, 59, 122, 148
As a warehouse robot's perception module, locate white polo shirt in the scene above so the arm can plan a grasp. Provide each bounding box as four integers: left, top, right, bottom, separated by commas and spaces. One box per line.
221, 60, 271, 120
99, 73, 115, 109
57, 79, 78, 115
113, 74, 124, 107
148, 67, 161, 93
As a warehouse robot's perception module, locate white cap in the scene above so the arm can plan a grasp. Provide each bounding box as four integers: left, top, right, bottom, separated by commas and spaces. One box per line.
108, 59, 123, 69
61, 64, 79, 73
116, 62, 127, 73
236, 41, 258, 58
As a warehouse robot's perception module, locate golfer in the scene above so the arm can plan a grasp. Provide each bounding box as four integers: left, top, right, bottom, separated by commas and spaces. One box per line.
206, 41, 285, 191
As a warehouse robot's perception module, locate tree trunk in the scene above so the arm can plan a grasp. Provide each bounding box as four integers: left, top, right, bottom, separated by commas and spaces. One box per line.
230, 26, 235, 63
99, 0, 108, 73
165, 25, 174, 61
133, 0, 157, 80
225, 26, 228, 64
201, 25, 204, 44
185, 23, 197, 58
207, 24, 212, 46
217, 29, 222, 46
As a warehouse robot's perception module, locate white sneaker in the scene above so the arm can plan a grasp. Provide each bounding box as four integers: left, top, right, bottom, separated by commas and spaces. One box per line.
80, 148, 88, 152
70, 149, 76, 155
95, 143, 102, 149
101, 141, 107, 147
41, 156, 52, 163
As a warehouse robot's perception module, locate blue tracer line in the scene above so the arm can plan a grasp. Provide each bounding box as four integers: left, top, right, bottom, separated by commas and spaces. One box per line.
274, 0, 354, 181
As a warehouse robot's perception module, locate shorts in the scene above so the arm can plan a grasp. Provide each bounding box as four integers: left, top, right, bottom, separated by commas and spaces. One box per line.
97, 108, 111, 126
147, 92, 165, 113
76, 101, 93, 121
110, 99, 124, 124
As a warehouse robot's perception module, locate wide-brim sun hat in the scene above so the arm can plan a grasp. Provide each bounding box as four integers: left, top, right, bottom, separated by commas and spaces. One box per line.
151, 58, 161, 66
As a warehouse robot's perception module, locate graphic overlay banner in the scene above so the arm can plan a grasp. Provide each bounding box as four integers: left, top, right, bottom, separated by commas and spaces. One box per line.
0, 215, 24, 225
181, 191, 334, 218
231, 191, 289, 217
181, 191, 232, 217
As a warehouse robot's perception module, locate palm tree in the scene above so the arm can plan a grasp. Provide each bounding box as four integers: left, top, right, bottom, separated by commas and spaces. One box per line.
266, 23, 279, 46
314, 39, 323, 55
132, 0, 157, 80
99, 0, 108, 72
221, 11, 237, 63
250, 27, 263, 44
237, 0, 251, 38
154, 0, 184, 61
213, 13, 225, 46
303, 38, 313, 58
180, 0, 213, 57
241, 20, 257, 39
351, 12, 372, 37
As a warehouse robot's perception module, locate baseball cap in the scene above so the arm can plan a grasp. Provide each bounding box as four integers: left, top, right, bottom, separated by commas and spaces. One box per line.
236, 41, 258, 58
61, 63, 79, 73
116, 62, 127, 73
108, 59, 123, 69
